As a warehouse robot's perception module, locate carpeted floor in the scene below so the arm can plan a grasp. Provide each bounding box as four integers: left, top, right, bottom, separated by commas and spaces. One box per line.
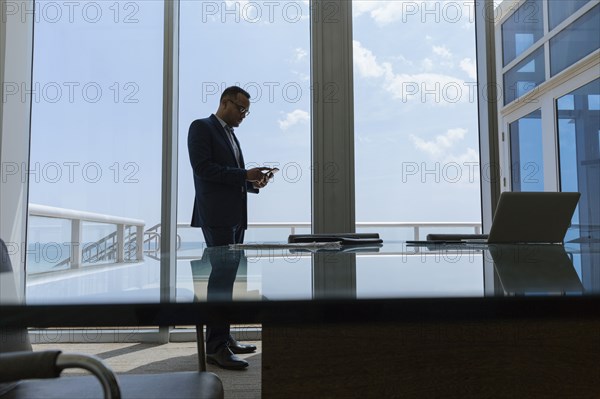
32, 342, 261, 399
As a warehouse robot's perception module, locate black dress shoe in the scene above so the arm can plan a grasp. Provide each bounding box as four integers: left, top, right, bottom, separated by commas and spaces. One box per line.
227, 337, 257, 354
206, 345, 249, 370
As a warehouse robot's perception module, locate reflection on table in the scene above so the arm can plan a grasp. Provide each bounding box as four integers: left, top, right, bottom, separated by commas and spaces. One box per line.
2, 242, 599, 306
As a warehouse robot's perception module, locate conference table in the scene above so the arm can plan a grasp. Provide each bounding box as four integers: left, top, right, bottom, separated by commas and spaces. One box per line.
1, 241, 599, 397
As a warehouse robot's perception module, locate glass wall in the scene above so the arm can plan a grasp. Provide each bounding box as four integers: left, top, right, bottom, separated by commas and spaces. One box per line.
501, 0, 543, 66
550, 4, 600, 77
503, 46, 545, 104
499, 0, 598, 105
557, 79, 600, 242
176, 1, 311, 278
498, 0, 598, 198
548, 0, 589, 30
509, 110, 543, 192
27, 1, 164, 301
352, 1, 481, 235
177, 0, 311, 224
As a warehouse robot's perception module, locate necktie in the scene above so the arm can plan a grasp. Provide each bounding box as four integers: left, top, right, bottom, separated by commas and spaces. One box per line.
225, 125, 241, 167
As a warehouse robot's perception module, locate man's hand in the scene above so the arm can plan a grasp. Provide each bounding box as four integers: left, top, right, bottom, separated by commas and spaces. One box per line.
253, 179, 268, 189
246, 167, 271, 186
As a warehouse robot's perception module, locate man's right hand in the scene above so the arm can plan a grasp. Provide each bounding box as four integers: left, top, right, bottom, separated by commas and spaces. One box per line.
246, 167, 271, 183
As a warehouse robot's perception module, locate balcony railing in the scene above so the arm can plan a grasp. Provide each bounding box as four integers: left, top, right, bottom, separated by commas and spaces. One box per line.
28, 204, 482, 272
28, 204, 145, 270
144, 221, 482, 256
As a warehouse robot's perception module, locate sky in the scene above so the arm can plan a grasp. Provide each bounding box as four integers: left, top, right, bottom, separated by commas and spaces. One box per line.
24, 0, 484, 242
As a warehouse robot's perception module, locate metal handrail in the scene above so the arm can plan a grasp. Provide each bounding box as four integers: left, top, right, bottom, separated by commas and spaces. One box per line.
28, 204, 145, 269
28, 203, 482, 272
143, 221, 482, 253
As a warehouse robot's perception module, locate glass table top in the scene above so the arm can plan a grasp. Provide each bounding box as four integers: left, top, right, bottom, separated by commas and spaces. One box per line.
2, 241, 598, 306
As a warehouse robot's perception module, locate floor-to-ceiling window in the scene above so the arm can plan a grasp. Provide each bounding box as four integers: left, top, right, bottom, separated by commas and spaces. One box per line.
509, 109, 543, 191
176, 1, 312, 300
16, 0, 599, 337
557, 78, 600, 243
352, 1, 481, 237
21, 0, 488, 309
27, 1, 164, 302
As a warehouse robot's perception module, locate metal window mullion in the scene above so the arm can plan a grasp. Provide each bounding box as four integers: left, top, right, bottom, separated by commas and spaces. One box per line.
541, 96, 558, 191
543, 0, 551, 81
310, 0, 357, 299
0, 0, 35, 299
159, 0, 180, 344
543, 0, 549, 35
0, 3, 5, 144
310, 0, 355, 234
476, 0, 502, 233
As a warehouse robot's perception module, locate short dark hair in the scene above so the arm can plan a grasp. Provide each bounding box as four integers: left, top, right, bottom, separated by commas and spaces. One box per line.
220, 86, 251, 101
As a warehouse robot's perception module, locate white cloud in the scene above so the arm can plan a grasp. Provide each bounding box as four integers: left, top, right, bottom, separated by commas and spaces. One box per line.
354, 41, 468, 105
421, 58, 434, 71
409, 128, 468, 157
447, 147, 479, 164
354, 1, 475, 26
353, 1, 387, 17
278, 109, 309, 130
390, 54, 414, 67
439, 147, 481, 184
353, 40, 390, 78
385, 72, 466, 103
353, 1, 411, 25
294, 48, 308, 62
433, 45, 452, 59
459, 58, 477, 80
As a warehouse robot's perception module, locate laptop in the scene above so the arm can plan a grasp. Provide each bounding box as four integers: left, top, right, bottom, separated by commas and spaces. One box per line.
408, 192, 581, 245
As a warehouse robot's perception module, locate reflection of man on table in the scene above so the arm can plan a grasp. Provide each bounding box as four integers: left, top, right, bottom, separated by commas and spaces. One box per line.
191, 247, 247, 367
188, 86, 271, 370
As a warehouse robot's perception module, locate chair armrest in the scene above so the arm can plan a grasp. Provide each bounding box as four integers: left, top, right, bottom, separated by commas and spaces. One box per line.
0, 351, 121, 399
0, 351, 62, 382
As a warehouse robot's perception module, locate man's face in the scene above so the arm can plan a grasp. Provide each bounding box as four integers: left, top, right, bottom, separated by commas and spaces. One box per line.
223, 93, 250, 128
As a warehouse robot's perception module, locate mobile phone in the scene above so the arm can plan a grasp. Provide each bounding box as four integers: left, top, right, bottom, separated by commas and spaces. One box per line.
266, 168, 279, 178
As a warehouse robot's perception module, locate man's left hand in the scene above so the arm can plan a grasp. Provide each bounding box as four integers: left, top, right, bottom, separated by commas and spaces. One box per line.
253, 177, 268, 189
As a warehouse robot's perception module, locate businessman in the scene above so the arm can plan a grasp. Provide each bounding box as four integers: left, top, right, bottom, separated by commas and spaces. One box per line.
188, 86, 270, 370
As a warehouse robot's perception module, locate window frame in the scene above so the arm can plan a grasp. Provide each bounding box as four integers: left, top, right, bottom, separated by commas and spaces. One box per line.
496, 0, 599, 193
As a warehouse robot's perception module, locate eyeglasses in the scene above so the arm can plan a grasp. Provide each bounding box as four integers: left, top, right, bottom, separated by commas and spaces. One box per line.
227, 99, 251, 117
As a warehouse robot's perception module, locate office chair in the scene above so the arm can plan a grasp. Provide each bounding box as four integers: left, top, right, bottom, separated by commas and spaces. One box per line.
0, 239, 224, 399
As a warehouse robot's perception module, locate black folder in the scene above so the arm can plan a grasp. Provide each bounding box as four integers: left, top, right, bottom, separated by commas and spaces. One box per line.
288, 233, 383, 246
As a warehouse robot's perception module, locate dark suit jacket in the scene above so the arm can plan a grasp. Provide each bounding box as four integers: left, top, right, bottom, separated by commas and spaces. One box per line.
188, 114, 258, 229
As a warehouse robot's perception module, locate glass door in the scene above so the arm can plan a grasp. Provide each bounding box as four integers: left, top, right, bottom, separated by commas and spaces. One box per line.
557, 78, 600, 243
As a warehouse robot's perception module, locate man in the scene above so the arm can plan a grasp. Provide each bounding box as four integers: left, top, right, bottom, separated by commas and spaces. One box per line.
188, 86, 270, 370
